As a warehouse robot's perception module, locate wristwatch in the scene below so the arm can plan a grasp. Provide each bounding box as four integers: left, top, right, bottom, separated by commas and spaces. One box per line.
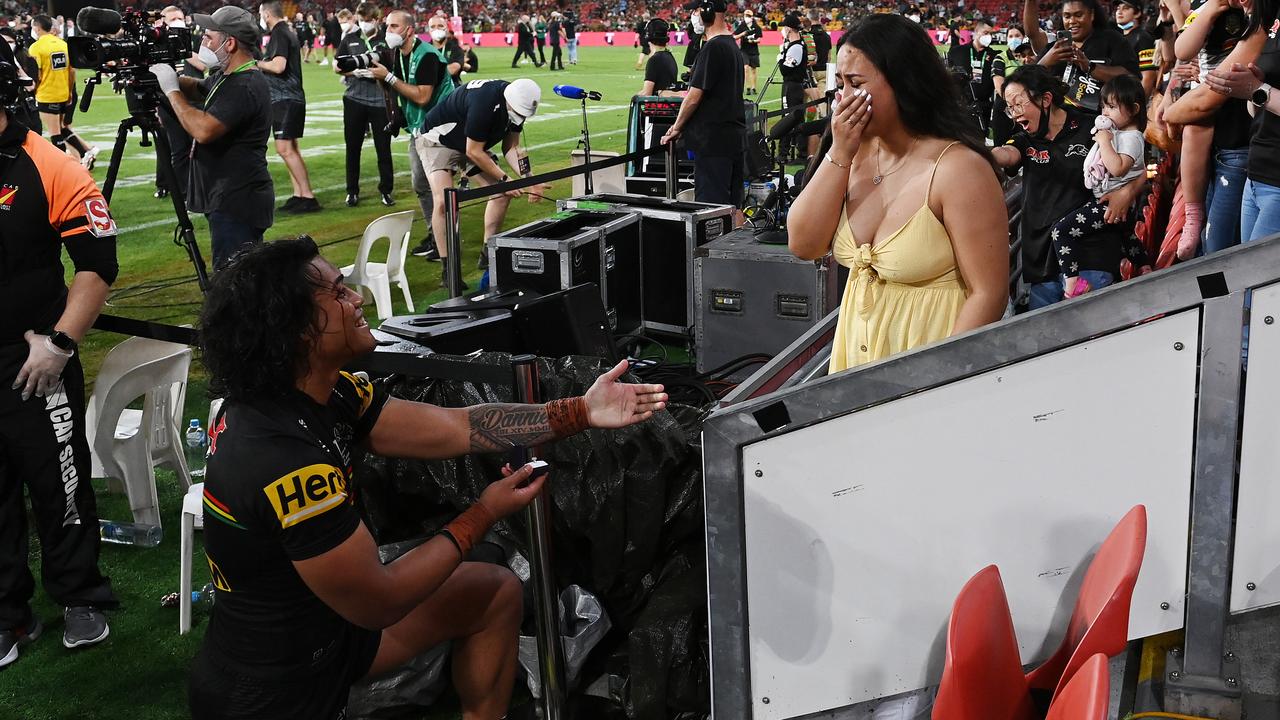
48, 331, 77, 354
1252, 83, 1273, 108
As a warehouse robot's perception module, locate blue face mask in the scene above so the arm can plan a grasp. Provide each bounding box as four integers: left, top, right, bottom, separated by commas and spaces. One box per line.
1008, 36, 1025, 50
1118, 20, 1134, 30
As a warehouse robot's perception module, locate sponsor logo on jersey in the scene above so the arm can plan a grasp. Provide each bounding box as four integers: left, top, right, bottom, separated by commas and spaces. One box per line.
84, 197, 117, 237
51, 51, 68, 69
0, 184, 16, 209
264, 463, 348, 528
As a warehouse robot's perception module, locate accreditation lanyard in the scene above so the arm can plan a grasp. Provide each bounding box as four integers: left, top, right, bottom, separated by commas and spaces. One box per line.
204, 60, 258, 108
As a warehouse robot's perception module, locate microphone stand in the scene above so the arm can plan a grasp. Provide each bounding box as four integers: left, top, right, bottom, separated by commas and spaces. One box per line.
575, 96, 594, 194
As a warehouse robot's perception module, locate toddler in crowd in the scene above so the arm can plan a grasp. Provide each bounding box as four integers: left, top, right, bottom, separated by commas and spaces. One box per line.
1051, 74, 1152, 297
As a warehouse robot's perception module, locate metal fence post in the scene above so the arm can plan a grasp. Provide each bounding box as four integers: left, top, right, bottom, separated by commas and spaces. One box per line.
665, 141, 677, 200
443, 186, 463, 298
511, 355, 566, 719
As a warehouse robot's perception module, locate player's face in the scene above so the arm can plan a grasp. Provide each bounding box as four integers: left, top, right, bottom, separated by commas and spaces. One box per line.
306, 257, 377, 365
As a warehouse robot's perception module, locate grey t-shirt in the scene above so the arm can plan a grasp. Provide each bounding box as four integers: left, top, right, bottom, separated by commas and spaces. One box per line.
1088, 128, 1145, 197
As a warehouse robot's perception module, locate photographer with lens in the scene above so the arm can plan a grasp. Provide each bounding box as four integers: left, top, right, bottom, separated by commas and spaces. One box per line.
361, 9, 457, 262
1, 27, 42, 133
638, 19, 678, 96
0, 39, 120, 667
335, 2, 395, 209
150, 5, 273, 270
260, 1, 318, 214
662, 0, 747, 207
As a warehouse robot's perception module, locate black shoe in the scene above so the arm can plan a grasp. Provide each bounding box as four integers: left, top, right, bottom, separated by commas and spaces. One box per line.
441, 267, 469, 291
477, 252, 489, 270
411, 238, 440, 260
62, 607, 108, 649
154, 188, 169, 199
295, 197, 322, 213
345, 193, 359, 207
380, 193, 395, 207
278, 195, 303, 213
0, 616, 42, 668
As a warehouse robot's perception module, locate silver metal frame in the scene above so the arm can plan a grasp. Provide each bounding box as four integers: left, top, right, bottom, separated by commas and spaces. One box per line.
702, 235, 1280, 719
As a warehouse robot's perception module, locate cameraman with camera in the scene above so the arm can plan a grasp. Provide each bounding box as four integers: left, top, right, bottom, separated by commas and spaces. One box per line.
662, 0, 747, 207
151, 5, 205, 201
335, 2, 395, 208
0, 39, 120, 667
366, 9, 456, 261
150, 5, 273, 270
260, 1, 318, 214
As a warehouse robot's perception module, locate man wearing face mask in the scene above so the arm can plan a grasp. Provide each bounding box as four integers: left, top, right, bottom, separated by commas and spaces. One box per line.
734, 9, 762, 95
260, 1, 319, 214
151, 5, 205, 201
947, 18, 1005, 131
367, 10, 456, 263
1114, 0, 1157, 97
427, 14, 465, 81
150, 5, 273, 270
336, 3, 395, 209
663, 0, 746, 206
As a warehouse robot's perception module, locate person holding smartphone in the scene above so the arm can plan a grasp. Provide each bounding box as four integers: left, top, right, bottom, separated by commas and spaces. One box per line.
1024, 0, 1141, 113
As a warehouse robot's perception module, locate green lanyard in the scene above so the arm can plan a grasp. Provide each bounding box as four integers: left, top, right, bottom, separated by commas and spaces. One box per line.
204, 60, 257, 107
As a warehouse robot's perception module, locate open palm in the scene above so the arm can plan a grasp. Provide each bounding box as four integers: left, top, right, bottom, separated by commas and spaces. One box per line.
583, 359, 668, 428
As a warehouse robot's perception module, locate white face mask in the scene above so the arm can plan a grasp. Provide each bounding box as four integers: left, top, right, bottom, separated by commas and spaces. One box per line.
259, 18, 269, 31
340, 22, 352, 35
359, 20, 377, 35
430, 28, 448, 42
908, 13, 921, 22
197, 43, 222, 71
168, 19, 187, 29
385, 30, 404, 48
978, 33, 993, 46
690, 13, 705, 34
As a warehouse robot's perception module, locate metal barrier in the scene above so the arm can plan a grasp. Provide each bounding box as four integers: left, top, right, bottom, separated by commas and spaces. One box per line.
701, 234, 1280, 719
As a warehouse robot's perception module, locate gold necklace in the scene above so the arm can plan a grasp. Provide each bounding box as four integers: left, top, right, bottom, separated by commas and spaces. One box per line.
872, 138, 917, 185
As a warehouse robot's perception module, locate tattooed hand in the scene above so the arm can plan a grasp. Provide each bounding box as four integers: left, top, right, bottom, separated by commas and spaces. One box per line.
583, 359, 667, 429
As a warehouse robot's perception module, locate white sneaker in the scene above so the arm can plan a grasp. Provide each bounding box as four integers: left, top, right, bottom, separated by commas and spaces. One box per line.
80, 146, 99, 171
319, 59, 329, 66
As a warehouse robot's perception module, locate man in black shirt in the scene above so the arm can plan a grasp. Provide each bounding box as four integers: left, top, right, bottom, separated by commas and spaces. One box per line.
807, 10, 832, 115
189, 236, 667, 720
293, 12, 314, 64
639, 19, 678, 95
1024, 0, 1140, 113
684, 17, 703, 69
261, 1, 319, 214
634, 14, 652, 70
564, 13, 579, 65
335, 2, 394, 208
1114, 0, 1158, 96
548, 12, 565, 71
778, 14, 810, 160
153, 5, 274, 270
947, 18, 1006, 131
322, 11, 341, 66
734, 8, 762, 95
512, 15, 538, 68
427, 14, 464, 80
663, 0, 746, 207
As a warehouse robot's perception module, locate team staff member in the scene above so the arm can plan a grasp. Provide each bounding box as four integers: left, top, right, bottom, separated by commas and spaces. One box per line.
663, 0, 747, 207
1114, 0, 1158, 96
639, 19, 678, 95
778, 15, 810, 160
293, 12, 315, 64
190, 236, 666, 719
947, 18, 1006, 131
321, 10, 342, 66
28, 15, 95, 165
418, 78, 550, 288
151, 5, 274, 270
634, 13, 652, 70
261, 1, 319, 214
735, 9, 763, 95
336, 3, 395, 209
564, 12, 579, 65
512, 15, 537, 68
807, 10, 832, 116
0, 42, 119, 668
367, 9, 456, 261
548, 11, 565, 71
428, 14, 464, 80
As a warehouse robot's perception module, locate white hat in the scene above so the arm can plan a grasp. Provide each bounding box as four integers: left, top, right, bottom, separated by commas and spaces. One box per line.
504, 78, 541, 126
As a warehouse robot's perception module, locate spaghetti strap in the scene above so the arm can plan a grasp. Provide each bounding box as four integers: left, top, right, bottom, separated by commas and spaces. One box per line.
925, 141, 963, 196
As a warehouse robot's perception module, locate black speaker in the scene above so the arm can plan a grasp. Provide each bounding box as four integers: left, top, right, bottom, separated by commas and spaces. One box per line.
378, 310, 517, 354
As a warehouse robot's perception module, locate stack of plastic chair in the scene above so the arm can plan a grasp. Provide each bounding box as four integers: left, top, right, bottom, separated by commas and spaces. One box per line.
179, 482, 204, 634
1044, 654, 1109, 720
933, 565, 1034, 720
340, 210, 416, 320
85, 336, 193, 528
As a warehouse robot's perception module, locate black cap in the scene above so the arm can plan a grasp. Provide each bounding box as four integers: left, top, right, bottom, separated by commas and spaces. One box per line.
1115, 0, 1146, 12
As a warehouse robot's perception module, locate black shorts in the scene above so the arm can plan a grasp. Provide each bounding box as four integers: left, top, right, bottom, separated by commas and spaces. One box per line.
35, 101, 69, 115
742, 48, 761, 68
325, 34, 338, 47
693, 153, 745, 207
272, 101, 306, 140
188, 625, 381, 720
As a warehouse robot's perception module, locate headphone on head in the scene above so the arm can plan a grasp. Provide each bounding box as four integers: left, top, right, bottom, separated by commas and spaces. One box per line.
646, 18, 671, 44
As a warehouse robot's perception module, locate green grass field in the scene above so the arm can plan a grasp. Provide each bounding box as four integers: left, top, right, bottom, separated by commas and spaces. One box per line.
0, 44, 785, 720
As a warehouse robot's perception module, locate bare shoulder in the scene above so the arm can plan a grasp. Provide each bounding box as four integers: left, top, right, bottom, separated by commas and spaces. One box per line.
933, 141, 999, 180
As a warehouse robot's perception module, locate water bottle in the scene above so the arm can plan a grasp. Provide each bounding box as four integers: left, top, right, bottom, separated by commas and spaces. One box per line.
185, 418, 207, 478
191, 583, 216, 606
99, 519, 163, 547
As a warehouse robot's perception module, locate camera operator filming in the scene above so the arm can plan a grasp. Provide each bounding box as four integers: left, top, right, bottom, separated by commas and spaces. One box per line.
334, 3, 395, 209
150, 5, 273, 271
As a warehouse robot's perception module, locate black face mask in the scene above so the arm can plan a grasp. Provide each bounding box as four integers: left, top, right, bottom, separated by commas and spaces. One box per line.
1032, 98, 1053, 138
508, 121, 523, 133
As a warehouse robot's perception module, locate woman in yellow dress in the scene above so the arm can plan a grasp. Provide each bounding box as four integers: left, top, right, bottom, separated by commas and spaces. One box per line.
789, 14, 1009, 373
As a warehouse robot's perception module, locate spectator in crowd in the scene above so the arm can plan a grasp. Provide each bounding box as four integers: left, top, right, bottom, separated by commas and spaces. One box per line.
28, 14, 96, 167
548, 11, 565, 70
1049, 74, 1152, 297
789, 14, 1008, 373
639, 18, 678, 95
1115, 0, 1157, 95
564, 12, 579, 64
189, 235, 665, 720
335, 3, 394, 209
368, 9, 456, 261
1024, 0, 1140, 114
735, 8, 763, 95
322, 10, 342, 66
663, 0, 747, 205
512, 14, 537, 67
260, 0, 320, 214
151, 5, 273, 269
0, 37, 119, 669
992, 64, 1145, 308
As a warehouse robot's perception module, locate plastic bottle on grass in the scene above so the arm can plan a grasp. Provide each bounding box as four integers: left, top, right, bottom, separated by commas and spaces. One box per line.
185, 418, 207, 478
99, 520, 162, 547
192, 583, 216, 606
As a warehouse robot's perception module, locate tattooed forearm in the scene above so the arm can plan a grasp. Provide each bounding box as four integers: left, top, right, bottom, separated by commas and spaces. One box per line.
467, 404, 557, 452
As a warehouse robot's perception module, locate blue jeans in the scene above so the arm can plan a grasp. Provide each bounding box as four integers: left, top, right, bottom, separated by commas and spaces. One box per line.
1027, 270, 1115, 310
1202, 147, 1250, 255
567, 38, 578, 63
206, 211, 266, 270
1241, 177, 1280, 243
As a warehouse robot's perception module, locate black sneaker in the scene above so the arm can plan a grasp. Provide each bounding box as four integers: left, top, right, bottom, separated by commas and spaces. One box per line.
0, 616, 42, 668
411, 238, 440, 260
62, 606, 108, 649
441, 267, 469, 291
154, 188, 169, 199
278, 196, 302, 213
380, 193, 395, 207
477, 252, 490, 270
295, 197, 322, 213
345, 193, 359, 207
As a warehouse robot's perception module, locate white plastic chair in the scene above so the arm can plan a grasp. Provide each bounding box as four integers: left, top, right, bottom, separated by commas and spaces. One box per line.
179, 481, 204, 634
341, 210, 416, 320
84, 337, 192, 528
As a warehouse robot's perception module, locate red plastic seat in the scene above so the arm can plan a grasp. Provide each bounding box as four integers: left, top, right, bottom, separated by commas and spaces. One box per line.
1045, 654, 1110, 720
1026, 505, 1147, 702
932, 565, 1034, 720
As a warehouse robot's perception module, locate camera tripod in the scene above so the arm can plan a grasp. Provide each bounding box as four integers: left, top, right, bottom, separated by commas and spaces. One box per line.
94, 78, 210, 292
